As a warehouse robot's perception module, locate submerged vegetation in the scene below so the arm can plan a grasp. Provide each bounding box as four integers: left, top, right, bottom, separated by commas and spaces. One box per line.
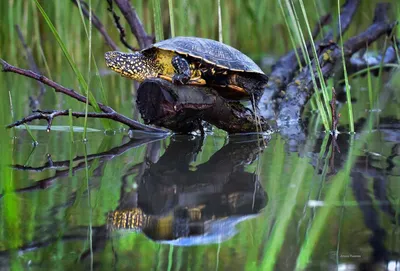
0, 0, 399, 270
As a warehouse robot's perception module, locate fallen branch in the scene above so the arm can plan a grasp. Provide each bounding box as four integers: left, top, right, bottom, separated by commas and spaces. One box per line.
7, 109, 145, 132
260, 0, 360, 119
276, 3, 396, 124
343, 4, 394, 55
1, 59, 167, 134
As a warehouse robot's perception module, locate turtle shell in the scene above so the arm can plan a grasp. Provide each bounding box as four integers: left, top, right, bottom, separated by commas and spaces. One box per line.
145, 36, 265, 75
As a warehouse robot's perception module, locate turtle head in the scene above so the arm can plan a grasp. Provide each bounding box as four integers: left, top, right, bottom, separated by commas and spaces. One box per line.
104, 51, 158, 82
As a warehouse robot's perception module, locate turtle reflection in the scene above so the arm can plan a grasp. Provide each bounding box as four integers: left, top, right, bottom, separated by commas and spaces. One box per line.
107, 135, 269, 245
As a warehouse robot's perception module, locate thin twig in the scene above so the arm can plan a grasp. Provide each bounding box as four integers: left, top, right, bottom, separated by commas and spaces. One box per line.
1, 58, 168, 134
106, 0, 139, 51
71, 0, 119, 50
112, 0, 154, 49
330, 87, 340, 137
7, 110, 120, 131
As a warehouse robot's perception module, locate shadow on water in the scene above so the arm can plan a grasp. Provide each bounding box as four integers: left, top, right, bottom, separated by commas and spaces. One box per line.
0, 117, 399, 270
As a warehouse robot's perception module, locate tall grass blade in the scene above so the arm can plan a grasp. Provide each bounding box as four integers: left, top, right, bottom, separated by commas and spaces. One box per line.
283, 0, 331, 130
337, 0, 354, 132
76, 0, 111, 130
345, 63, 400, 81
298, 0, 332, 122
23, 124, 38, 145
33, 0, 101, 115
83, 143, 94, 269
8, 0, 16, 61
279, 2, 303, 69
168, 0, 175, 37
367, 57, 374, 111
296, 137, 355, 269
296, 81, 392, 267
74, 0, 93, 139
218, 0, 223, 42
393, 36, 400, 65
68, 109, 74, 142
0, 78, 20, 251
152, 0, 164, 41
167, 244, 174, 271
85, 0, 92, 139
261, 152, 309, 270
281, 0, 308, 66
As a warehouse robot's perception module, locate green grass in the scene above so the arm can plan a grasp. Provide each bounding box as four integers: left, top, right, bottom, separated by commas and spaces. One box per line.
152, 0, 164, 41
168, 0, 175, 37
337, 0, 354, 133
284, 0, 331, 131
217, 0, 223, 42
33, 0, 111, 133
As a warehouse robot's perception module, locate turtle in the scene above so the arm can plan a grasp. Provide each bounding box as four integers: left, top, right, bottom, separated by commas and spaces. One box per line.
104, 36, 269, 109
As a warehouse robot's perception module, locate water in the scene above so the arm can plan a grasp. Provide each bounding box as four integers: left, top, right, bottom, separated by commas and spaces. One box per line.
0, 111, 399, 270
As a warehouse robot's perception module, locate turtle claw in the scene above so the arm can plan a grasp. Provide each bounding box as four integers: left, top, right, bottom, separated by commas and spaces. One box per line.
172, 74, 190, 85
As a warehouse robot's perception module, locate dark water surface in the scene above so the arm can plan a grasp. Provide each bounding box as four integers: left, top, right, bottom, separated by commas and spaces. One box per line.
0, 114, 399, 270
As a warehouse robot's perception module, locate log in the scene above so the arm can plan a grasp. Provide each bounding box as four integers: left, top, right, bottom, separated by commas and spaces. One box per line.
136, 78, 271, 134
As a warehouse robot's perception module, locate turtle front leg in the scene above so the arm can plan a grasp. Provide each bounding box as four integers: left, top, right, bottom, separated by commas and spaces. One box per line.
171, 55, 191, 85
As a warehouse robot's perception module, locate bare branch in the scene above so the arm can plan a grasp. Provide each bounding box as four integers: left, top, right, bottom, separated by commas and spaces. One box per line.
1, 59, 168, 134
7, 109, 122, 131
344, 4, 396, 55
